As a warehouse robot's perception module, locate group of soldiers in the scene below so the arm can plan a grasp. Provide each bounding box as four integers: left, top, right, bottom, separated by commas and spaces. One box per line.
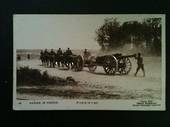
41, 48, 72, 58
40, 48, 73, 68
40, 48, 92, 69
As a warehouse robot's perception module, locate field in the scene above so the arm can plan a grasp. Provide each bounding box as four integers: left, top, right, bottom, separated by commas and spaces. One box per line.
16, 49, 162, 100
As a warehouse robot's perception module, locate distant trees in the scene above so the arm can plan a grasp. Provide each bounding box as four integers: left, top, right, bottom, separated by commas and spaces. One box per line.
95, 18, 124, 50
142, 18, 161, 53
95, 17, 161, 55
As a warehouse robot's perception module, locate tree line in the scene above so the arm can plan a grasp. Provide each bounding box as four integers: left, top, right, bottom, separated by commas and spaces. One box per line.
95, 17, 161, 55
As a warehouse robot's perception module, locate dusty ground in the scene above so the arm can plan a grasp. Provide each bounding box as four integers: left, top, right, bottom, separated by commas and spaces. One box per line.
16, 56, 162, 100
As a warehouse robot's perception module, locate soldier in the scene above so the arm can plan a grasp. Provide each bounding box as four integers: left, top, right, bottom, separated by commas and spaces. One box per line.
57, 48, 63, 56
64, 48, 73, 69
84, 49, 88, 56
50, 49, 55, 54
49, 49, 56, 68
40, 50, 43, 56
134, 53, 145, 77
65, 48, 72, 56
40, 50, 44, 65
56, 48, 63, 67
83, 49, 91, 62
44, 49, 48, 55
44, 49, 50, 67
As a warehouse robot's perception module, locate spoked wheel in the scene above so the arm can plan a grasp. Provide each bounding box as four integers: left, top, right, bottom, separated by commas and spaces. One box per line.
71, 55, 84, 71
88, 56, 97, 72
118, 57, 132, 75
103, 56, 117, 75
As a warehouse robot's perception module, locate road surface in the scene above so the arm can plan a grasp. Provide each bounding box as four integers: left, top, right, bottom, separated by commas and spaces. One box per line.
16, 56, 162, 100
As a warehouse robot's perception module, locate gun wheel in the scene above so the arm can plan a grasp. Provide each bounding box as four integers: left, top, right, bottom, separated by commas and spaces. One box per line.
103, 56, 117, 75
118, 58, 132, 75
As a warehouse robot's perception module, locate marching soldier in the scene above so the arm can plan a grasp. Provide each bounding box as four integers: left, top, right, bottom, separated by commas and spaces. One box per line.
134, 53, 145, 77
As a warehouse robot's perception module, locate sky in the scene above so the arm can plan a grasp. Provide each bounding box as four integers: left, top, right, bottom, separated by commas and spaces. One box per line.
14, 14, 163, 49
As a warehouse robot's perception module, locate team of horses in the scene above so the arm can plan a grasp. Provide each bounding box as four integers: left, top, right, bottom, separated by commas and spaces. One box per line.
40, 51, 84, 71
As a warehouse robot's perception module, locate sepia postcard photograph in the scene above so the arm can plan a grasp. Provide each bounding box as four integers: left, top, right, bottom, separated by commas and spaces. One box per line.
13, 14, 165, 110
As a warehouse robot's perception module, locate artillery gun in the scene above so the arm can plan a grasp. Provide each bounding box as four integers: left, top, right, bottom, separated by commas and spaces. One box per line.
87, 53, 136, 75
40, 49, 136, 75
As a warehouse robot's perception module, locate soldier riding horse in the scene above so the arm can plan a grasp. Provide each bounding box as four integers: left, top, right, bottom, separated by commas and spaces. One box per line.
40, 49, 84, 71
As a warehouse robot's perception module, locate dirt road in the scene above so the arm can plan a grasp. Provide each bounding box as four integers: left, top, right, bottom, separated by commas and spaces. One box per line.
16, 56, 162, 100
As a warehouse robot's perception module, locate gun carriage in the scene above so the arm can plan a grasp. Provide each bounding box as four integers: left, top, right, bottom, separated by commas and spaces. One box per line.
86, 53, 136, 75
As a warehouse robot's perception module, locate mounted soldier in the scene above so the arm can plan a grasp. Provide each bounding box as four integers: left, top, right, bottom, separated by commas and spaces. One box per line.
62, 48, 73, 69
57, 48, 63, 56
56, 48, 63, 67
83, 49, 91, 64
65, 48, 73, 56
49, 49, 56, 68
44, 49, 50, 67
40, 50, 44, 65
